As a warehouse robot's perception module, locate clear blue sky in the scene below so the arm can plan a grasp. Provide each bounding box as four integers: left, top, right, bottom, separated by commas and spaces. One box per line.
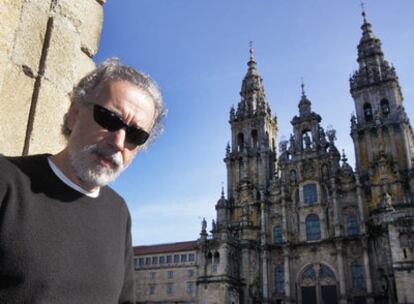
94, 1, 414, 246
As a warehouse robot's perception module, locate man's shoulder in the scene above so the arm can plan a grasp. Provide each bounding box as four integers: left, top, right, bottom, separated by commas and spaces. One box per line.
100, 186, 130, 215
0, 154, 50, 176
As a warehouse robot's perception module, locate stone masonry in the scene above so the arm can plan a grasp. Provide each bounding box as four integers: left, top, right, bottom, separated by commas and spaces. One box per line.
0, 0, 104, 156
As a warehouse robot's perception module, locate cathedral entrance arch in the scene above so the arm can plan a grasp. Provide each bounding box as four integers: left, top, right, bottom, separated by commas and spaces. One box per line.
298, 264, 338, 304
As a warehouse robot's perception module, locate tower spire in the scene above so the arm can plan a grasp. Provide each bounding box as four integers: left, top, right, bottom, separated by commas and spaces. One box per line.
234, 44, 270, 119
301, 77, 306, 97
249, 41, 254, 61
349, 9, 398, 92
360, 0, 367, 24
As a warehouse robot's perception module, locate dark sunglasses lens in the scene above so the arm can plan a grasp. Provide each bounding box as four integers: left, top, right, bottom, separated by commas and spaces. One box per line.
94, 105, 124, 132
126, 128, 150, 146
94, 105, 149, 146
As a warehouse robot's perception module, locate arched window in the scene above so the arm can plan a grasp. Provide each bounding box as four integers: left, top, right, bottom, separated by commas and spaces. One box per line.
306, 214, 321, 241
380, 98, 390, 115
237, 133, 244, 152
351, 261, 366, 291
303, 183, 318, 205
251, 129, 258, 148
363, 103, 373, 122
295, 189, 300, 205
290, 170, 297, 185
302, 130, 312, 149
347, 215, 359, 236
212, 252, 220, 273
275, 266, 285, 294
273, 225, 283, 244
302, 265, 316, 280
319, 265, 335, 279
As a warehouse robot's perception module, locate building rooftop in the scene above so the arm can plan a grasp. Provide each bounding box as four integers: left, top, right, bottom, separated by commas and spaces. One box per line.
134, 240, 198, 255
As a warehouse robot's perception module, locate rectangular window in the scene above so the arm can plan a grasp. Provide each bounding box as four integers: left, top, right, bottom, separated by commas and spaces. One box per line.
274, 226, 283, 244
145, 257, 151, 265
275, 266, 285, 294
188, 269, 194, 278
212, 264, 218, 273
159, 256, 165, 264
149, 285, 155, 295
138, 258, 144, 267
303, 183, 318, 205
188, 253, 195, 262
166, 255, 172, 264
166, 283, 173, 294
167, 271, 173, 279
187, 282, 194, 295
152, 256, 158, 265
149, 272, 156, 280
181, 254, 187, 262
174, 254, 180, 263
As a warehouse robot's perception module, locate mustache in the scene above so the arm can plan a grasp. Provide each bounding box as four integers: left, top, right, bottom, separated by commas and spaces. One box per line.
90, 144, 123, 168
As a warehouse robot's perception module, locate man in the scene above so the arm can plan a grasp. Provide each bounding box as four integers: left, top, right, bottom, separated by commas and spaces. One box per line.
0, 59, 165, 303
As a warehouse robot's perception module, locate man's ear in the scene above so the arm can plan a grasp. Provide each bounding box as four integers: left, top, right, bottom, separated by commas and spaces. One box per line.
66, 102, 81, 132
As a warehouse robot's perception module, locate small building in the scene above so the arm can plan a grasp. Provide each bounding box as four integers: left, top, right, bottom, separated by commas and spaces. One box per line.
134, 241, 199, 304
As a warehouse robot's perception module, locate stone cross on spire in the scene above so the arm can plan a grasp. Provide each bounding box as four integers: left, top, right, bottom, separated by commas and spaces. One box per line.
301, 77, 306, 97
249, 40, 254, 61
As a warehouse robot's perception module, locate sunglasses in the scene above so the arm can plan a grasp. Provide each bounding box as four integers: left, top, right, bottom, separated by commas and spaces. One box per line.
93, 104, 150, 146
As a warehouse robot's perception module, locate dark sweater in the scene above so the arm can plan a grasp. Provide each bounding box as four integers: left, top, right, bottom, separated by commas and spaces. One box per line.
0, 154, 135, 304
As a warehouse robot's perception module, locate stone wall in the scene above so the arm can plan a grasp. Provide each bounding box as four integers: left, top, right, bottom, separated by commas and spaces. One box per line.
0, 0, 104, 156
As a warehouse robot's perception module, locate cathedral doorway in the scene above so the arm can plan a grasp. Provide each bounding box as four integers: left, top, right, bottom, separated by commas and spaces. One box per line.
298, 264, 338, 304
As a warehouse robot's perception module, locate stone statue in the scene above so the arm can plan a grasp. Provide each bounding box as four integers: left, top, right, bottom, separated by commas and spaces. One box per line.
201, 217, 207, 232
303, 132, 311, 149
381, 192, 394, 211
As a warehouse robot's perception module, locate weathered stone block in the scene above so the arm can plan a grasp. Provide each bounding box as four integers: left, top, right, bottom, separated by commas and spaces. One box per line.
0, 0, 24, 57
11, 0, 50, 73
0, 64, 34, 156
27, 79, 69, 155
56, 0, 103, 57
74, 50, 96, 85
43, 16, 80, 92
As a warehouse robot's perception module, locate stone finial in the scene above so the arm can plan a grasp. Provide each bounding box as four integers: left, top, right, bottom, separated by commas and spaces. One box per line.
249, 41, 254, 61
326, 125, 337, 143
201, 217, 207, 234
225, 142, 231, 156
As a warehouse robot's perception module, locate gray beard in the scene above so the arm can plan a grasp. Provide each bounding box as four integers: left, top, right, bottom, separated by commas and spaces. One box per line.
68, 143, 124, 189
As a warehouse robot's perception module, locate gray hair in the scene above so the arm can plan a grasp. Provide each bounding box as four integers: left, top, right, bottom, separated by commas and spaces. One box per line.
63, 58, 166, 148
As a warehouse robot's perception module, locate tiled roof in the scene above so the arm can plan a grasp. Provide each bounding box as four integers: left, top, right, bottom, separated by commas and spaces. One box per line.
134, 240, 198, 255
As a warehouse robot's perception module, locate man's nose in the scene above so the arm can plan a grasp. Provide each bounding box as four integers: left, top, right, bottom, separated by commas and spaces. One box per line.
109, 128, 127, 151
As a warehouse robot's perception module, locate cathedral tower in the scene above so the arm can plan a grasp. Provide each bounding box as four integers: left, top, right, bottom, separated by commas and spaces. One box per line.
350, 11, 414, 303
350, 11, 414, 211
225, 47, 278, 227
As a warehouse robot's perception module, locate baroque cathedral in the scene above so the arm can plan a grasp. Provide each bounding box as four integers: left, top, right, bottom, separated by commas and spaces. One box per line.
134, 12, 414, 304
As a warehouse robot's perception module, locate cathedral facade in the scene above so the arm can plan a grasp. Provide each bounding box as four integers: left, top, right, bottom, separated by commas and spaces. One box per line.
134, 13, 414, 304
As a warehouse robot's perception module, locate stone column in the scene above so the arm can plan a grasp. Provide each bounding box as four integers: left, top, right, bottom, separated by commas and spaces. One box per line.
260, 201, 269, 302
403, 128, 413, 169
331, 177, 341, 237
355, 173, 366, 234
362, 238, 374, 304
335, 241, 347, 304
284, 248, 291, 303
281, 185, 288, 241
315, 263, 323, 304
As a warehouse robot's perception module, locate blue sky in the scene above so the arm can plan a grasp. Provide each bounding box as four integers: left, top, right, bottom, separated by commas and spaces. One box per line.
95, 1, 414, 246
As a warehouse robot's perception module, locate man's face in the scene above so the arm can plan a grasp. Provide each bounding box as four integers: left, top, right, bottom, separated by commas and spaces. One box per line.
66, 80, 156, 189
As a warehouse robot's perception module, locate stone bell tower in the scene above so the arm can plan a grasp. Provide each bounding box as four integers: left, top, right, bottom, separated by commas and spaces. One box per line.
350, 11, 414, 303
349, 11, 414, 211
225, 47, 278, 227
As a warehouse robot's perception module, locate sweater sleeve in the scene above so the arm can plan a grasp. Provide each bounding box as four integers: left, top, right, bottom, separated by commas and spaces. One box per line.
118, 213, 136, 304
0, 156, 11, 210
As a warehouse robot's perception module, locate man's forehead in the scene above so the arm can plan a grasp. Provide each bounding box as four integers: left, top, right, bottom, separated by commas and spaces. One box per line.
96, 80, 156, 129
